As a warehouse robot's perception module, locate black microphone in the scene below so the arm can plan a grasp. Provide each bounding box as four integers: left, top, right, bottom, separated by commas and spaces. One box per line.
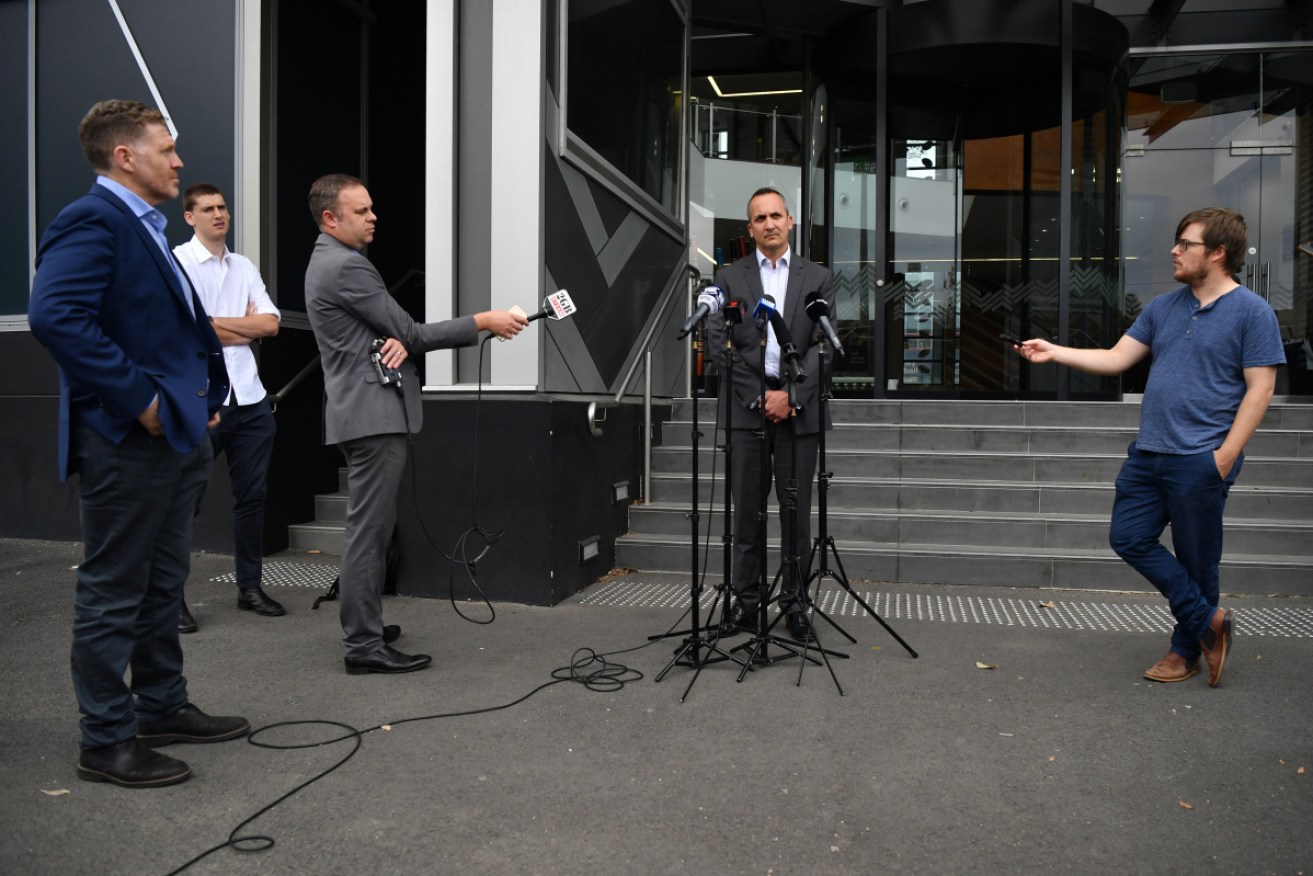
767, 310, 807, 384
677, 284, 724, 339
723, 297, 744, 325
804, 291, 845, 358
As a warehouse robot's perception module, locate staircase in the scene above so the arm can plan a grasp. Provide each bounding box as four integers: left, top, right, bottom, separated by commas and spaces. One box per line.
615, 399, 1313, 596
287, 468, 348, 554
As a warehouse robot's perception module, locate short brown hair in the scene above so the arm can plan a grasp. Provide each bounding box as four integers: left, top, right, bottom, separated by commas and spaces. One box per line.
78, 99, 167, 172
308, 174, 364, 229
1176, 207, 1247, 277
746, 186, 789, 220
183, 182, 223, 213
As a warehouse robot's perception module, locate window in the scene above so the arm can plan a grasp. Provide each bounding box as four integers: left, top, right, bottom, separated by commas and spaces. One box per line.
563, 0, 685, 224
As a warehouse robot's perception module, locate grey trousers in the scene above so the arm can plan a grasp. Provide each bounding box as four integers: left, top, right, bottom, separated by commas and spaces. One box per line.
338, 433, 409, 659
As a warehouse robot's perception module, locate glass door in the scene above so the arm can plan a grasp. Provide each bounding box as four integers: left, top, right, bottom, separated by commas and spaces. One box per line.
1125, 49, 1313, 394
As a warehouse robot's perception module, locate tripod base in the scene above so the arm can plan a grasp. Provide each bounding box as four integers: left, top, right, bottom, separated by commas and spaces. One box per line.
805, 536, 918, 659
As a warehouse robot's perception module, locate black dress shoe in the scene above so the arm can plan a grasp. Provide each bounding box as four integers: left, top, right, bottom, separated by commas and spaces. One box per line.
718, 604, 756, 637
178, 603, 198, 634
344, 645, 432, 675
136, 703, 251, 747
786, 612, 815, 641
383, 624, 401, 644
237, 586, 286, 617
78, 739, 191, 788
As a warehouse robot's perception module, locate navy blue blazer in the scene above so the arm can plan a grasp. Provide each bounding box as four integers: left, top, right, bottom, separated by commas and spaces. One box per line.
29, 184, 228, 480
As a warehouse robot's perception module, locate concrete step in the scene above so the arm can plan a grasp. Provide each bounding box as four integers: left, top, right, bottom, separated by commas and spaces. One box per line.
625, 503, 1313, 556
613, 535, 1313, 596
644, 474, 1313, 520
649, 447, 1313, 489
661, 420, 1312, 458
287, 521, 344, 555
673, 398, 1313, 431
314, 492, 349, 523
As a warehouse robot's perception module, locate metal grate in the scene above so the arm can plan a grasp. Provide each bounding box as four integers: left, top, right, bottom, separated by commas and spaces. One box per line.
211, 560, 339, 590
576, 580, 1313, 639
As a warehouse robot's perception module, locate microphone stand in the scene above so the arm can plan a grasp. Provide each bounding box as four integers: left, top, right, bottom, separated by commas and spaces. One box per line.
804, 334, 919, 659
654, 315, 744, 698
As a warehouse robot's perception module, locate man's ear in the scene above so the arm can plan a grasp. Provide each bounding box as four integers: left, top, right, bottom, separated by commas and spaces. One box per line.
183, 211, 197, 228
111, 143, 135, 174
321, 210, 337, 229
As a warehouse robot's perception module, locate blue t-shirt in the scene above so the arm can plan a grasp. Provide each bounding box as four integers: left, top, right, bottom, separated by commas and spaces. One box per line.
1126, 285, 1285, 454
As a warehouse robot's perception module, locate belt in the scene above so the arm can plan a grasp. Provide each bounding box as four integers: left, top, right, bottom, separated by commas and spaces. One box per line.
765, 376, 782, 390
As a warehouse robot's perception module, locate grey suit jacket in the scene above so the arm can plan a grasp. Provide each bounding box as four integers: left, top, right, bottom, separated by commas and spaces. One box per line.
708, 250, 835, 436
304, 233, 478, 445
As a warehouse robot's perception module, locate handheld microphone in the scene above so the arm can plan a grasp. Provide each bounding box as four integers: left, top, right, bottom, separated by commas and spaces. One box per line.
804, 291, 845, 358
677, 284, 724, 339
526, 289, 578, 323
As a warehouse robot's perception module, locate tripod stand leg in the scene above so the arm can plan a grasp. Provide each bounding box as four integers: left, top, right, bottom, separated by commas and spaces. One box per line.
826, 544, 918, 658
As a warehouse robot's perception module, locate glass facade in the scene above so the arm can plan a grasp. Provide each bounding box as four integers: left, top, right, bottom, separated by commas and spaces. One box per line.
1124, 49, 1313, 394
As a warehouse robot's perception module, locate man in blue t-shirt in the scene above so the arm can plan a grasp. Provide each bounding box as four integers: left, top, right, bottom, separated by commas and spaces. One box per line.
1014, 207, 1285, 688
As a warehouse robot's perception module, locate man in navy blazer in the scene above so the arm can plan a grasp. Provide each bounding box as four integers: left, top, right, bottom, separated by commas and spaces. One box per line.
29, 100, 250, 788
708, 187, 835, 643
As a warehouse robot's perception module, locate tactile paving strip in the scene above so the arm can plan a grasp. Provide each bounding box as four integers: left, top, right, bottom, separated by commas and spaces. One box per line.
211, 560, 339, 590
577, 580, 1313, 639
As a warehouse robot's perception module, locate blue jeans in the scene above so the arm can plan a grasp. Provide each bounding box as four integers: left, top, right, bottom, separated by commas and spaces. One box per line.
205, 398, 276, 588
1109, 441, 1241, 662
72, 424, 213, 748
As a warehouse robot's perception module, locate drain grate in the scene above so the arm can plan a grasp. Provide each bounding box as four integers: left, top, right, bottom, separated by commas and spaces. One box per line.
211, 560, 339, 590
577, 580, 1313, 639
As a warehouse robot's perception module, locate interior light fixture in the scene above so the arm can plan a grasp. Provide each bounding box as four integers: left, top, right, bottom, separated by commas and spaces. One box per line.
707, 76, 803, 98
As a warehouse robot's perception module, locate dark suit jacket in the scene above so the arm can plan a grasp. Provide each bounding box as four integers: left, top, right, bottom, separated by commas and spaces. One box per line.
303, 233, 479, 446
28, 184, 228, 480
708, 250, 836, 436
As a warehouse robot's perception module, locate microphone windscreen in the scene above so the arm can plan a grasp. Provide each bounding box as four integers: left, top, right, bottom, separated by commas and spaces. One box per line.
804, 291, 830, 318
697, 285, 724, 312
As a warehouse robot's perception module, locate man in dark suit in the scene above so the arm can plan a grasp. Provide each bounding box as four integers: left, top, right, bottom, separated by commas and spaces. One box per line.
303, 173, 527, 675
29, 99, 250, 788
709, 187, 835, 642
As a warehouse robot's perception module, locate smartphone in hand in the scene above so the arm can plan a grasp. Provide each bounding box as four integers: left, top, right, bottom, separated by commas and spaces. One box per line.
999, 333, 1025, 346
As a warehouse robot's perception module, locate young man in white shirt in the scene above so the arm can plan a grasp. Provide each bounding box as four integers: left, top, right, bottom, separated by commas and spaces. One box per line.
174, 183, 284, 630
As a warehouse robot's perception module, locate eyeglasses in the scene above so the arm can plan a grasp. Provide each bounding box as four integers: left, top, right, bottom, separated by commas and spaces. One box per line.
1174, 239, 1207, 251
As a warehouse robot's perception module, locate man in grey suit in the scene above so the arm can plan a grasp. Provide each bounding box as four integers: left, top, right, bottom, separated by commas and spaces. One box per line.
709, 187, 835, 642
304, 173, 527, 675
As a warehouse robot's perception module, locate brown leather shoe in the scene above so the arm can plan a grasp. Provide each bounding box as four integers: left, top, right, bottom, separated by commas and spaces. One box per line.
1143, 652, 1199, 683
1200, 608, 1234, 687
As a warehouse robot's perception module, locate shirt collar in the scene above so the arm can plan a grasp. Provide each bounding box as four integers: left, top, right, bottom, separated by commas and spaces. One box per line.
96, 175, 156, 222
758, 246, 791, 270
182, 233, 226, 264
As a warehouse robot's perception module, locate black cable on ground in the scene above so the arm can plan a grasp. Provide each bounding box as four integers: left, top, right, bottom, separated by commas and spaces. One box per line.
161, 642, 650, 876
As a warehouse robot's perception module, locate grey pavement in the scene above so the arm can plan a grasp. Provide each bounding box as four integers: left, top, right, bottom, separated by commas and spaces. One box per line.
1, 537, 1311, 875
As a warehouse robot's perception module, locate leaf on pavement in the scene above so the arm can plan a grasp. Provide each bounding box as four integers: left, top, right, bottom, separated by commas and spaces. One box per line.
1177, 800, 1194, 810
976, 661, 997, 670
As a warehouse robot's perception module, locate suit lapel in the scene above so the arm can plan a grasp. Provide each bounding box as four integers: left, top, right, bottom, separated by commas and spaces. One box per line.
92, 185, 192, 315
783, 256, 806, 330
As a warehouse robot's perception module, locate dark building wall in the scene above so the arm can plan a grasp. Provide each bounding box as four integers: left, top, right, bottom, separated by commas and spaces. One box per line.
395, 396, 658, 605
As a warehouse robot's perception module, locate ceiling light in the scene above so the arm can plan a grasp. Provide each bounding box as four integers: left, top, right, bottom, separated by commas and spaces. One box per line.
707, 76, 802, 98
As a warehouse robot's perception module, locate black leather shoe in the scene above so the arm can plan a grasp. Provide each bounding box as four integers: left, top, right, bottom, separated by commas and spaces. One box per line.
78, 739, 191, 788
383, 625, 401, 644
344, 645, 432, 675
136, 703, 251, 747
237, 586, 286, 617
178, 603, 198, 634
787, 612, 815, 641
718, 604, 756, 637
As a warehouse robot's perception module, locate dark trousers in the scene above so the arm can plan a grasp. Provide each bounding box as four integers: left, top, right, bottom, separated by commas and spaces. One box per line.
1109, 442, 1241, 662
728, 421, 819, 615
204, 398, 276, 588
337, 433, 408, 660
71, 424, 212, 749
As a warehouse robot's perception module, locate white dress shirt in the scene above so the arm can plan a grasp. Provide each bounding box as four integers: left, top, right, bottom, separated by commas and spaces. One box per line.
757, 246, 790, 379
173, 235, 280, 405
